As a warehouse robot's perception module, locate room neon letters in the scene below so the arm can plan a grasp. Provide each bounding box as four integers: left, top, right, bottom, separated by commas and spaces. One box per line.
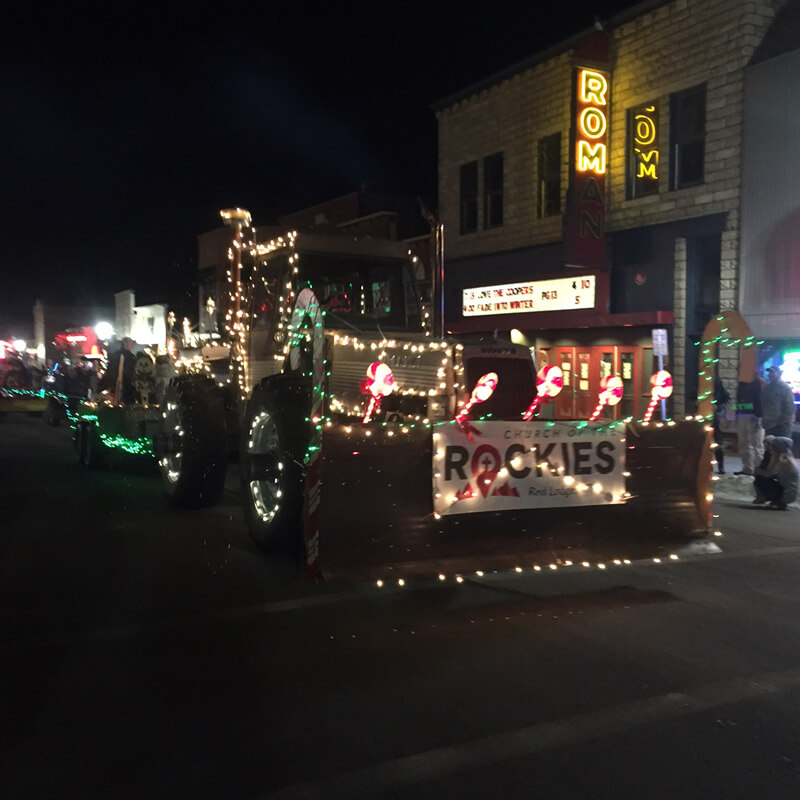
576, 69, 608, 174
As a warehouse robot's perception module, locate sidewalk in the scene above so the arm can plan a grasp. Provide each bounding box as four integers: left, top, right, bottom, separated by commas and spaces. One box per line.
712, 447, 800, 509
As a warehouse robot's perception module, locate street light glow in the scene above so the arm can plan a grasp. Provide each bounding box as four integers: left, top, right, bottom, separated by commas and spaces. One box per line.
95, 321, 114, 341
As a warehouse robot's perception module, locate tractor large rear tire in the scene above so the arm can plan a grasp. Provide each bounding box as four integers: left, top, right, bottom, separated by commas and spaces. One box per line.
157, 377, 227, 509
241, 376, 310, 553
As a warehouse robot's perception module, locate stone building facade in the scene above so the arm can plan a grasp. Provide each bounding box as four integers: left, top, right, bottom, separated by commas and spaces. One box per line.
435, 0, 786, 420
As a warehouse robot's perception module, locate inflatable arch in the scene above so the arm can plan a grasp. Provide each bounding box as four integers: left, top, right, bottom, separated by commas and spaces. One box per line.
697, 309, 758, 419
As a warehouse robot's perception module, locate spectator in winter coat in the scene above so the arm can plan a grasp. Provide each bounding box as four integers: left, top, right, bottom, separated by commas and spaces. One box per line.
753, 435, 799, 510
761, 365, 796, 438
734, 375, 764, 475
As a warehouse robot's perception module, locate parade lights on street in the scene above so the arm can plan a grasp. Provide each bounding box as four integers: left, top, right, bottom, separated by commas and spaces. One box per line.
94, 321, 114, 341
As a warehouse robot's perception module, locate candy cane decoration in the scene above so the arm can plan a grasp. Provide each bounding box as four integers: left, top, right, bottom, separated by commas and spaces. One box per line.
642, 369, 673, 423
362, 362, 395, 423
522, 365, 564, 420
455, 372, 498, 426
589, 375, 624, 421
288, 286, 325, 574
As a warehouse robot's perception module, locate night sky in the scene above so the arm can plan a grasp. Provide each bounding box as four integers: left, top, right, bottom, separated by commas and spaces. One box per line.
0, 2, 638, 334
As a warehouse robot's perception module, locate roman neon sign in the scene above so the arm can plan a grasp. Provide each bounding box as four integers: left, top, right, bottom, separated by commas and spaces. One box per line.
634, 104, 658, 180
565, 65, 610, 267
576, 69, 608, 174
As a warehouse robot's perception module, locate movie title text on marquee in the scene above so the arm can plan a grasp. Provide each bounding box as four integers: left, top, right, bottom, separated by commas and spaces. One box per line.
462, 276, 596, 317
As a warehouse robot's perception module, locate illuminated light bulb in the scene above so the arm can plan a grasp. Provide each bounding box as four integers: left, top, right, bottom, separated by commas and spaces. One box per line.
456, 575, 464, 583
582, 561, 591, 568
433, 512, 442, 520
398, 579, 405, 587
376, 580, 384, 588
438, 574, 446, 581
563, 475, 575, 486
653, 557, 661, 563
564, 560, 573, 566
533, 565, 541, 571
598, 563, 606, 570
670, 554, 679, 560
515, 567, 523, 573
475, 570, 484, 577
706, 493, 714, 502
714, 530, 723, 537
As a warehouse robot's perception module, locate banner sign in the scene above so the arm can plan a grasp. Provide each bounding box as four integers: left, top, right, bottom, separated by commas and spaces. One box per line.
462, 276, 596, 317
433, 420, 626, 516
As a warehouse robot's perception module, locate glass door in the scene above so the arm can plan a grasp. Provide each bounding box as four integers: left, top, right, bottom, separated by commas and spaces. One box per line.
555, 346, 575, 418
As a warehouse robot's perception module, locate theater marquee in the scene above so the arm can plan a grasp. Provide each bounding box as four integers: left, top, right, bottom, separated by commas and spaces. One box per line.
462, 276, 596, 317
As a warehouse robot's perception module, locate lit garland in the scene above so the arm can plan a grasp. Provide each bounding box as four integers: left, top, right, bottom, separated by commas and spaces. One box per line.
98, 433, 155, 457
1, 387, 45, 399
75, 408, 155, 458
371, 541, 724, 589
694, 315, 764, 416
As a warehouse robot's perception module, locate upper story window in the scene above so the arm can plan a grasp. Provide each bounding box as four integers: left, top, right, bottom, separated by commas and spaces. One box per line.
459, 161, 478, 234
670, 85, 706, 190
483, 153, 504, 228
537, 133, 561, 218
626, 101, 660, 199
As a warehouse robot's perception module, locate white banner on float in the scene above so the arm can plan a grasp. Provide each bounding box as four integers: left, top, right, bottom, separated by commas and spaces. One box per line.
432, 420, 626, 516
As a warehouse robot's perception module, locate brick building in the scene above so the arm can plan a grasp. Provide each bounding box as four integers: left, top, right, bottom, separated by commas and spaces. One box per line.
434, 0, 793, 420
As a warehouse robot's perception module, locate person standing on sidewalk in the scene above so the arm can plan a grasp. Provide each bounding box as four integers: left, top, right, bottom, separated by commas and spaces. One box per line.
734, 374, 764, 476
761, 365, 796, 439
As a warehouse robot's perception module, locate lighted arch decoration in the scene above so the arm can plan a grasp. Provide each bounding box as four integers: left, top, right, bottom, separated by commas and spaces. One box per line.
697, 309, 762, 419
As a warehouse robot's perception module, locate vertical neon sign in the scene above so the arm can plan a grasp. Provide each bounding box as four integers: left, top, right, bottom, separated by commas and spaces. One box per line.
628, 102, 659, 198
565, 66, 610, 269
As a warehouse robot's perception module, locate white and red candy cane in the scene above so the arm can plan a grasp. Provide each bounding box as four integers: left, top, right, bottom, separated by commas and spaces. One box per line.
642, 369, 673, 423
362, 362, 395, 424
522, 365, 564, 420
589, 375, 624, 421
455, 371, 498, 425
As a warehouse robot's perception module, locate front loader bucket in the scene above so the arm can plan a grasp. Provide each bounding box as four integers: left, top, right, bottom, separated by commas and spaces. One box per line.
312, 419, 712, 581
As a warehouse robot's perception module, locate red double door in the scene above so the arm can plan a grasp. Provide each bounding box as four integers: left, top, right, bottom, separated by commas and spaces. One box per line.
554, 345, 641, 421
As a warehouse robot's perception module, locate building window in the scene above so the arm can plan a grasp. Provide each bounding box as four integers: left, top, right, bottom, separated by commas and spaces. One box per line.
670, 85, 706, 189
537, 133, 561, 218
483, 153, 504, 228
459, 161, 478, 234
627, 102, 660, 199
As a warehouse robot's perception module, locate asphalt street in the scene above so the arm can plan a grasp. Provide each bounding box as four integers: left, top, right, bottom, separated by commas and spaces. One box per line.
2, 416, 800, 799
